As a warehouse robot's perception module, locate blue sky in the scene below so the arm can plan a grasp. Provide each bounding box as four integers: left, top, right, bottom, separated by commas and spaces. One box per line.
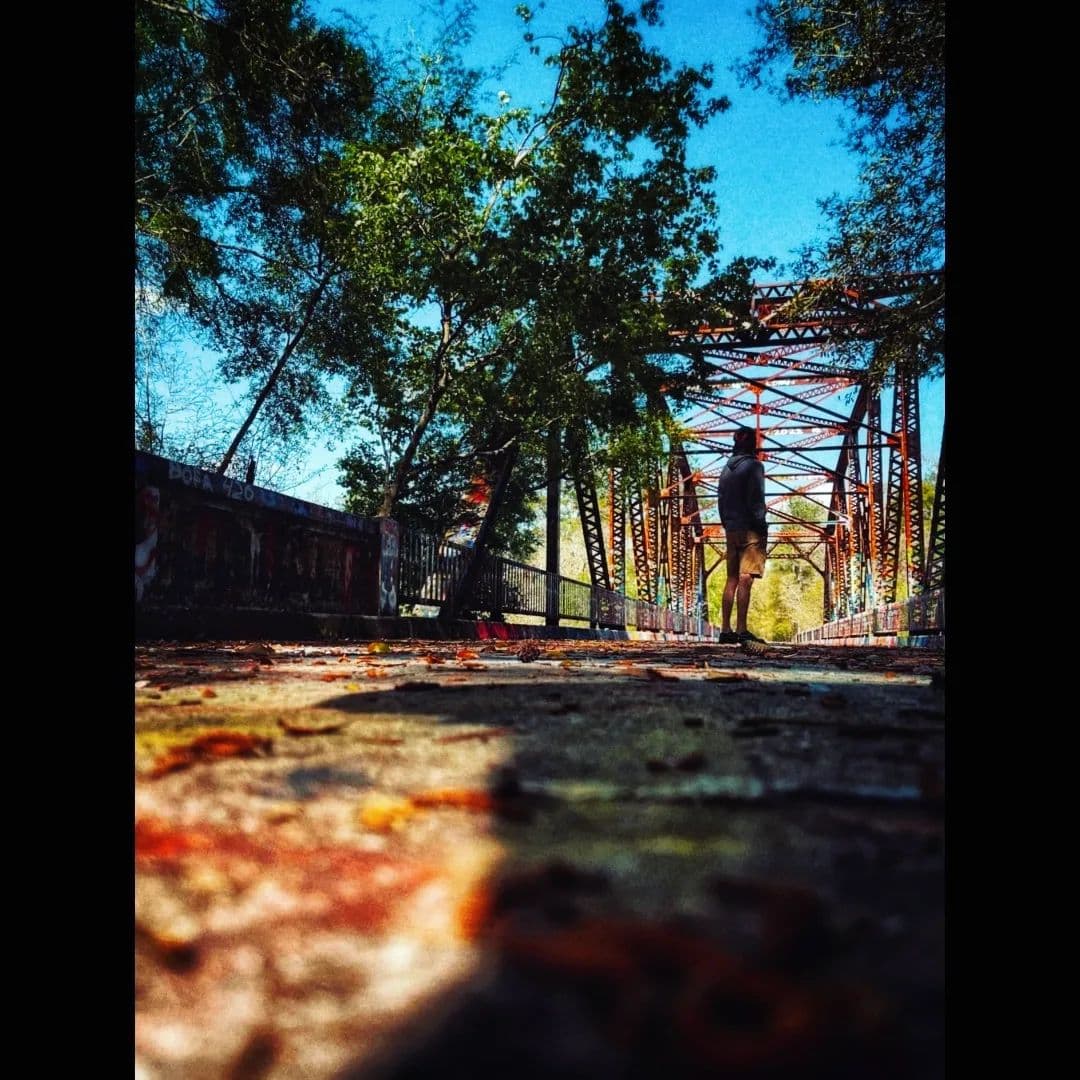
201, 0, 944, 504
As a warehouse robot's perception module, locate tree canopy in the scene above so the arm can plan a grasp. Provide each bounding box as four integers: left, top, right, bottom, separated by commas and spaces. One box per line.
333, 0, 758, 538
135, 0, 384, 474
738, 0, 945, 382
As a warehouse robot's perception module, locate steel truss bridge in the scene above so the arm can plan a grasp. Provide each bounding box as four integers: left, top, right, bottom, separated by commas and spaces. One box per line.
448, 271, 945, 632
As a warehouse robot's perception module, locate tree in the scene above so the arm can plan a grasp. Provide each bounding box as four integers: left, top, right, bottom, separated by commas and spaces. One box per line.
336, 0, 753, 533
922, 468, 936, 527
135, 0, 382, 477
738, 0, 945, 383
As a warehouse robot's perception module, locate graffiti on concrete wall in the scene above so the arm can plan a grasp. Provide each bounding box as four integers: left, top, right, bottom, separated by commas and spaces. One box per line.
379, 519, 399, 616
135, 486, 161, 602
134, 452, 390, 615
159, 457, 369, 532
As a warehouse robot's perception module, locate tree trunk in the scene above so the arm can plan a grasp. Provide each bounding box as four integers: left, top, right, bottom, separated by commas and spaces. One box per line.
376, 312, 454, 517
216, 273, 332, 475
376, 372, 450, 517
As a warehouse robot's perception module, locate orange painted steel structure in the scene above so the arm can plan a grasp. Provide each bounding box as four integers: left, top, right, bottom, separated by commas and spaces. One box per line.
591, 272, 945, 626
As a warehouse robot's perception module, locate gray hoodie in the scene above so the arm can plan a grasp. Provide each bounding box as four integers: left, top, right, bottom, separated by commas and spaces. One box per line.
717, 453, 767, 533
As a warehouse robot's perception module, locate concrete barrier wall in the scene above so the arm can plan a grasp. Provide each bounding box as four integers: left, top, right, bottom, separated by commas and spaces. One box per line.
135, 452, 398, 617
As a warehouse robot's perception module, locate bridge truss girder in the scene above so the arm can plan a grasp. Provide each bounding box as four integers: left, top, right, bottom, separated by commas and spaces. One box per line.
652, 274, 943, 625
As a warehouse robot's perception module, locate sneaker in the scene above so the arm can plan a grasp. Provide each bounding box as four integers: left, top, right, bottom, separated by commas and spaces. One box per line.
716, 631, 740, 644
736, 630, 766, 644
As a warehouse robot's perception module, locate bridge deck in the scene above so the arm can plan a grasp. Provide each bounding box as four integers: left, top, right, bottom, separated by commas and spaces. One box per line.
136, 637, 944, 1080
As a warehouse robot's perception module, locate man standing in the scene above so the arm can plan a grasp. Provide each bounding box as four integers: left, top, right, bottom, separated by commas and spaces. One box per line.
717, 426, 768, 644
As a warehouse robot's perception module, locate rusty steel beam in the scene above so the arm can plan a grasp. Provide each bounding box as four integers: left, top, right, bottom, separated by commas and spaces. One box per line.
866, 391, 886, 603
925, 423, 945, 592
881, 365, 924, 601
628, 483, 653, 602
609, 468, 626, 594
568, 427, 611, 595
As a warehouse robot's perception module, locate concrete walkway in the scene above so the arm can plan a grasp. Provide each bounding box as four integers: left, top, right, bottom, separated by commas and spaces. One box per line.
135, 637, 945, 1080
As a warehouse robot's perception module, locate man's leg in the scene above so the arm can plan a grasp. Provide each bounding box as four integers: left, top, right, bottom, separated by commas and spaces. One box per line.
735, 573, 754, 634
721, 539, 741, 632
721, 573, 738, 632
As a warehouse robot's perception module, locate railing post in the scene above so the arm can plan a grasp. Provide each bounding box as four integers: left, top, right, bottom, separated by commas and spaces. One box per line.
546, 424, 561, 627
377, 519, 400, 616
490, 556, 505, 621
546, 572, 559, 627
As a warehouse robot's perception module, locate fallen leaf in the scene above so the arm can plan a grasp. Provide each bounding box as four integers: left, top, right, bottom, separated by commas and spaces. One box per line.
645, 667, 678, 681
237, 643, 275, 658
344, 683, 361, 691
367, 641, 390, 654
312, 659, 327, 666
359, 793, 418, 832
411, 788, 495, 812
435, 727, 515, 743
338, 655, 350, 663
320, 673, 343, 682
365, 668, 383, 679
135, 918, 201, 971
134, 679, 150, 690
277, 717, 350, 736
884, 671, 898, 680
456, 649, 479, 660
461, 662, 488, 671
423, 654, 446, 664
200, 688, 217, 699
559, 659, 581, 670
191, 730, 273, 757
148, 730, 273, 779
517, 643, 542, 662
148, 749, 196, 778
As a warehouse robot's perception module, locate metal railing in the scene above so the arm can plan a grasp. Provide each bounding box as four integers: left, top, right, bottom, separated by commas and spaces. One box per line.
795, 589, 945, 643
398, 525, 709, 633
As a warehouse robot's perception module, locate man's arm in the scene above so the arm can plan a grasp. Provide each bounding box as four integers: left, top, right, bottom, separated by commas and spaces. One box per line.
750, 460, 767, 534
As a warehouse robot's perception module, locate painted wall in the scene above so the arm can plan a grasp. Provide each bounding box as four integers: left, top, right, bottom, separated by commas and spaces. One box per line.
135, 452, 397, 616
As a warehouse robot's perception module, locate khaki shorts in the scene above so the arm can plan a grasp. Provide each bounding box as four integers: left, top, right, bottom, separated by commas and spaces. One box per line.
725, 529, 767, 578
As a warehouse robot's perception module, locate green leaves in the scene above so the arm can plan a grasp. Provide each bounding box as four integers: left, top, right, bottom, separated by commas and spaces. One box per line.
738, 0, 944, 383
330, 2, 737, 531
